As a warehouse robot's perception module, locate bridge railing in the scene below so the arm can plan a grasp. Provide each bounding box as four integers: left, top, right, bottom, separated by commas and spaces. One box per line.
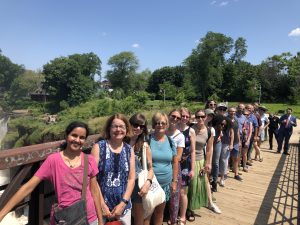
0, 134, 101, 225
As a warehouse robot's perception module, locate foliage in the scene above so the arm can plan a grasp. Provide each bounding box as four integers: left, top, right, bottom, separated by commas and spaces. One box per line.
0, 52, 25, 91
159, 81, 177, 100
106, 51, 139, 94
43, 52, 101, 108
147, 66, 185, 95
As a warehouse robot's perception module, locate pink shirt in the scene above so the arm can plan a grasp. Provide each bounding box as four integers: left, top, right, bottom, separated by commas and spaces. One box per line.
35, 152, 99, 224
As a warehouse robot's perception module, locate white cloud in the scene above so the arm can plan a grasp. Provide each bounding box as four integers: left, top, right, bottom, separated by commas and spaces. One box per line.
132, 43, 140, 48
101, 32, 107, 37
288, 28, 300, 37
219, 1, 229, 6
211, 1, 217, 5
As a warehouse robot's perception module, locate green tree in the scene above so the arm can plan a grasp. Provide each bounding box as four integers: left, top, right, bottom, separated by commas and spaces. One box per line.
0, 51, 25, 91
147, 66, 185, 95
185, 32, 233, 101
106, 51, 139, 93
131, 69, 151, 91
9, 70, 44, 101
43, 52, 101, 107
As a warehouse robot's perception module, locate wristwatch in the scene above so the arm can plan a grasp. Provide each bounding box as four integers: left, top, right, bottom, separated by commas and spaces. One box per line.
121, 198, 129, 205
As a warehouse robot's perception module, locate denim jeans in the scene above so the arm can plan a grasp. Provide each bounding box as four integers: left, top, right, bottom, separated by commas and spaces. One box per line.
212, 141, 222, 182
219, 144, 230, 176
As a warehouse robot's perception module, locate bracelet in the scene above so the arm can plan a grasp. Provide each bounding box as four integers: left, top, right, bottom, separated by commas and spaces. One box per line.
121, 198, 129, 205
146, 179, 152, 185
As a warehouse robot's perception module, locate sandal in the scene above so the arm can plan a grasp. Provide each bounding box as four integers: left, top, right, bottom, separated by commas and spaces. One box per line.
186, 209, 195, 222
177, 218, 186, 225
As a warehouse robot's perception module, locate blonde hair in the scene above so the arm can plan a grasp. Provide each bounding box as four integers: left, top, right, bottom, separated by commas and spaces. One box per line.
151, 112, 169, 129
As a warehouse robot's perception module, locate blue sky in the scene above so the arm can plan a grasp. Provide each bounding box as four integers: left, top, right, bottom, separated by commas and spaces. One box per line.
1, 0, 300, 80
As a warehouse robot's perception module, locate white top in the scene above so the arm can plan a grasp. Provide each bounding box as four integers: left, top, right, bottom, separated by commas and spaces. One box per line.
170, 129, 185, 148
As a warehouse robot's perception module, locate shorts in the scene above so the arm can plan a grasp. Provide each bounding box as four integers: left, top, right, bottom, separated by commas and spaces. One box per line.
230, 148, 239, 157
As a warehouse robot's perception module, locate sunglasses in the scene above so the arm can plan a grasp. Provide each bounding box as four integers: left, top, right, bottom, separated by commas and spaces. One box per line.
209, 103, 216, 106
170, 115, 181, 120
132, 123, 146, 129
195, 115, 206, 119
155, 121, 167, 126
218, 107, 227, 111
181, 115, 190, 119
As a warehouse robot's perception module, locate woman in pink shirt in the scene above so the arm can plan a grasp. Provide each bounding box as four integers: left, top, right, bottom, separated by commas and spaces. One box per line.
0, 121, 103, 225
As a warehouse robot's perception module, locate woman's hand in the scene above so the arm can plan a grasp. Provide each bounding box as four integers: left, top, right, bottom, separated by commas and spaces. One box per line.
101, 202, 112, 218
111, 202, 126, 217
204, 162, 211, 173
189, 170, 195, 178
171, 181, 177, 194
138, 181, 151, 197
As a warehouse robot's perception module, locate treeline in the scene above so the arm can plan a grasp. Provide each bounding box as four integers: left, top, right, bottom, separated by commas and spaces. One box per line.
1, 31, 300, 113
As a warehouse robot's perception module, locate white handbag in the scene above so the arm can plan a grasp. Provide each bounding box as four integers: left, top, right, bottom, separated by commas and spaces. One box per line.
138, 142, 166, 218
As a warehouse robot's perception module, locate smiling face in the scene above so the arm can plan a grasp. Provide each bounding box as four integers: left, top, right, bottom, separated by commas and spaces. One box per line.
195, 111, 206, 126
180, 109, 190, 125
66, 127, 87, 152
110, 118, 127, 141
169, 111, 181, 127
228, 107, 236, 118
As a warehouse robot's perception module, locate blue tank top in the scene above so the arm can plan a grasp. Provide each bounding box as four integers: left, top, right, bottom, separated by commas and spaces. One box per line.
97, 140, 132, 213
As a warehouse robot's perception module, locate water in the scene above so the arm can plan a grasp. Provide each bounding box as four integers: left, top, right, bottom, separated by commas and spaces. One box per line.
0, 116, 28, 224
0, 116, 9, 146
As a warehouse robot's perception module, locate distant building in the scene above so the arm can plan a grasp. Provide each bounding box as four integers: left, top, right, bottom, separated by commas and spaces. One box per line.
99, 80, 112, 90
30, 88, 51, 102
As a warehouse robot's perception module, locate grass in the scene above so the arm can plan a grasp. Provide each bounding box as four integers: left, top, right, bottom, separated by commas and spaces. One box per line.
2, 99, 299, 149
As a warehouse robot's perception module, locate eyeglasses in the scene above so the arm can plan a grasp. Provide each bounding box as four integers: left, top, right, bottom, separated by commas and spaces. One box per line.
195, 115, 206, 119
132, 123, 146, 129
111, 124, 127, 130
170, 115, 181, 120
218, 107, 227, 111
181, 115, 190, 119
155, 121, 167, 126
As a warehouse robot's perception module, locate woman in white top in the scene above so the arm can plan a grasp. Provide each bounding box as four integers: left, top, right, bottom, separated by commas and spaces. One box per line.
166, 109, 185, 225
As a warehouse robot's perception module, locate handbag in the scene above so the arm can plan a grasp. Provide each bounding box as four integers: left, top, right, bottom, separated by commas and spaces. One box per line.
53, 154, 89, 225
138, 142, 166, 218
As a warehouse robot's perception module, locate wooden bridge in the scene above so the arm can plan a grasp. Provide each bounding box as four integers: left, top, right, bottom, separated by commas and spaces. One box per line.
0, 129, 299, 225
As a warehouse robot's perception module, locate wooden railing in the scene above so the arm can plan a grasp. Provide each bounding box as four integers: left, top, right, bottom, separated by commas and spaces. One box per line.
0, 134, 101, 225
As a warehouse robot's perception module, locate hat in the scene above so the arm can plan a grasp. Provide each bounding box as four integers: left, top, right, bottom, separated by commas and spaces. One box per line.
205, 109, 215, 115
217, 102, 227, 109
258, 105, 267, 111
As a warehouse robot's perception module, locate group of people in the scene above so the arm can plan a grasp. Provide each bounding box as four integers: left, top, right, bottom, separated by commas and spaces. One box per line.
0, 102, 297, 225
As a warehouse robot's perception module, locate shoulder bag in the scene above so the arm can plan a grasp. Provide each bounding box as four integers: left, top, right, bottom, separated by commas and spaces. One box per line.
53, 154, 89, 225
138, 142, 166, 218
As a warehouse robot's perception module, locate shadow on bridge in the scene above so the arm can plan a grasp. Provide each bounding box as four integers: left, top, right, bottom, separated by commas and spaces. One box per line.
254, 144, 299, 225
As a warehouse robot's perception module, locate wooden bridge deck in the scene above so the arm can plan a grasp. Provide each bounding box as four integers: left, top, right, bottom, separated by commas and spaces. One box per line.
189, 127, 299, 225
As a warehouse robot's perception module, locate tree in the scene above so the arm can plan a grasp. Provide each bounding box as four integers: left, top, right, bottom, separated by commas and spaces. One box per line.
230, 37, 247, 63
106, 51, 139, 93
9, 70, 44, 101
0, 52, 25, 91
185, 32, 233, 101
131, 69, 151, 91
147, 66, 185, 95
43, 52, 101, 107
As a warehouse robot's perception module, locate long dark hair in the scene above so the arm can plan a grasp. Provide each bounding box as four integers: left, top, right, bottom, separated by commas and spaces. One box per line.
60, 121, 89, 150
129, 113, 148, 155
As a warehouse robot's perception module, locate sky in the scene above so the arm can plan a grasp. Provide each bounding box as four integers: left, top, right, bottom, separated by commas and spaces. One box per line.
1, 0, 300, 80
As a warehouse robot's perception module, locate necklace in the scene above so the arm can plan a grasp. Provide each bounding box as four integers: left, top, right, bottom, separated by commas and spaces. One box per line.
65, 156, 80, 168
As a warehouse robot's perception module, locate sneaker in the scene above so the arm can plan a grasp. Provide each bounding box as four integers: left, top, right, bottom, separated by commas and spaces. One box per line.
211, 181, 217, 192
234, 175, 243, 181
219, 179, 225, 187
224, 174, 228, 180
208, 203, 222, 214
